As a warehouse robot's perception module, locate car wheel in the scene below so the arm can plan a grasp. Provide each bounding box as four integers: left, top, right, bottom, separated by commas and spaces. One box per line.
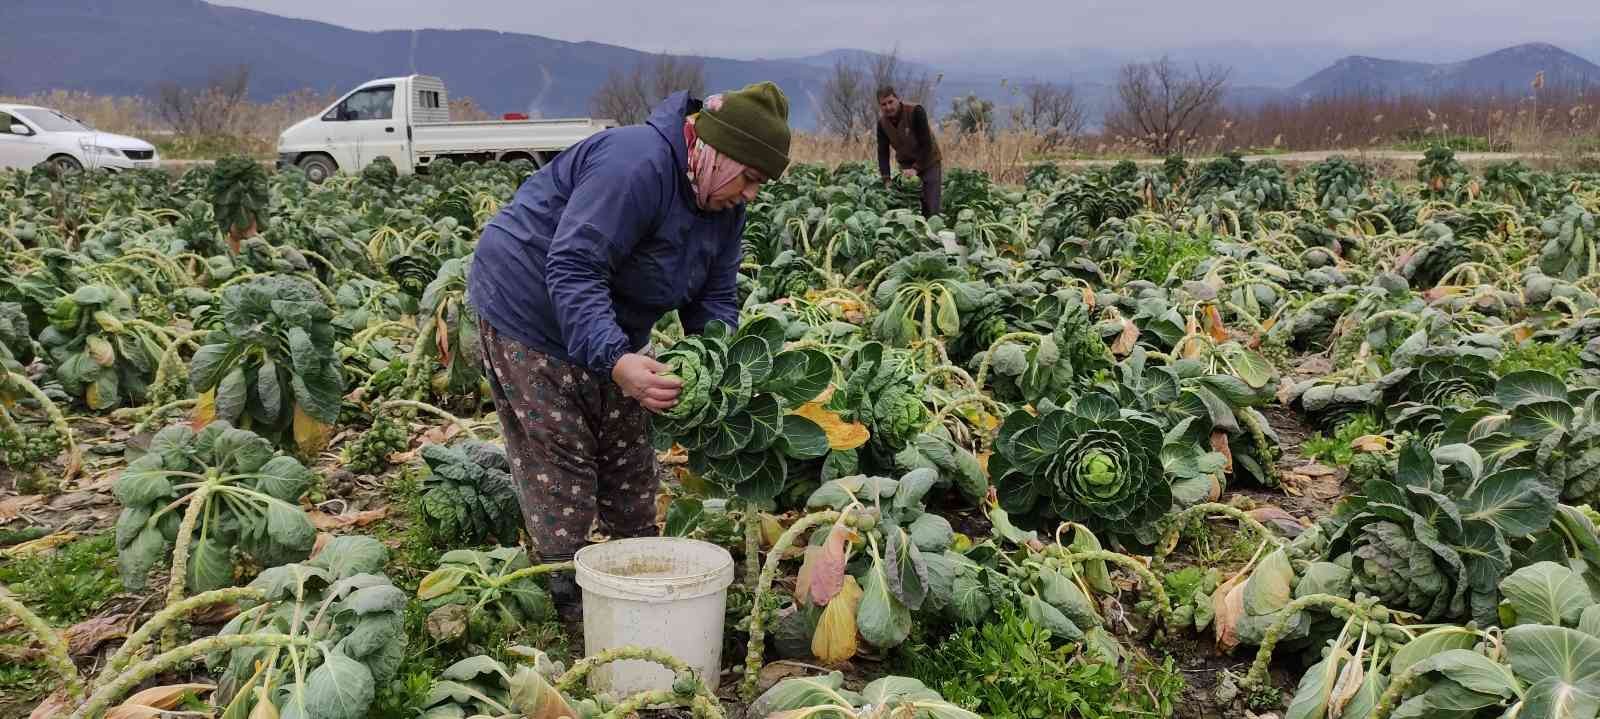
298, 154, 337, 183
47, 155, 83, 173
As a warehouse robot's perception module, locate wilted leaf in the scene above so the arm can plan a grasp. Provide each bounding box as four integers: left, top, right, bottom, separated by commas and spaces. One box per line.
65, 613, 128, 656
809, 521, 854, 606
1248, 506, 1307, 538
2, 531, 78, 559
28, 692, 73, 719
109, 684, 215, 718
1110, 318, 1139, 356
425, 604, 469, 642
1211, 430, 1234, 474
813, 576, 863, 665
791, 401, 870, 451
0, 495, 43, 523
308, 507, 390, 531
1213, 573, 1246, 651
293, 404, 334, 455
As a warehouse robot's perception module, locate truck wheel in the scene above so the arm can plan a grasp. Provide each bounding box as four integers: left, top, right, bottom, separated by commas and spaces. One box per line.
298, 154, 338, 183
46, 155, 83, 173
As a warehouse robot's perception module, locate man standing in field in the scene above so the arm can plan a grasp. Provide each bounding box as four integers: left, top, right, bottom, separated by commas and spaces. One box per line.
876, 86, 942, 218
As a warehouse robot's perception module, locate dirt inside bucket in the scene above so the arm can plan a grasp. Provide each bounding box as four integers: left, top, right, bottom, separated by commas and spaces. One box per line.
597, 558, 680, 579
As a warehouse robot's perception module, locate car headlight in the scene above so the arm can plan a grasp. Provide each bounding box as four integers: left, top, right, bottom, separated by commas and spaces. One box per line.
79, 144, 123, 157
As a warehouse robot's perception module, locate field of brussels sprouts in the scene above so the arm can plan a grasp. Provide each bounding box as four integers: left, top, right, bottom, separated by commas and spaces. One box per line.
2, 148, 1600, 719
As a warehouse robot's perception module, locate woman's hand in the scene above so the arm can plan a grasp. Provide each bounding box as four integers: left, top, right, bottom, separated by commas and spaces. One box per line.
612, 353, 682, 413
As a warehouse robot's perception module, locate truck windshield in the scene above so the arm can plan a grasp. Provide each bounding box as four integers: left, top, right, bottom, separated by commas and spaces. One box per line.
328, 86, 395, 121
14, 108, 91, 132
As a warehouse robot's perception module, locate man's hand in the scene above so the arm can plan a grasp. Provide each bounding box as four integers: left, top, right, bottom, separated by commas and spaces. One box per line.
902, 168, 917, 178
612, 353, 681, 413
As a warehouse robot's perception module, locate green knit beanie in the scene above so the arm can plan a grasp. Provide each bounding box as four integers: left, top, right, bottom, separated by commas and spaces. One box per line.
696, 81, 792, 179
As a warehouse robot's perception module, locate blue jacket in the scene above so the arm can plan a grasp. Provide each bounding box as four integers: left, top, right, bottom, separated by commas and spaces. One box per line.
469, 92, 745, 374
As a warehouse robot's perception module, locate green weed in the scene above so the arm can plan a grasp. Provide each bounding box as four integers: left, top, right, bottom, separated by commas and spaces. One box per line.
897, 603, 1185, 718
0, 533, 121, 625
1300, 413, 1382, 468
1496, 341, 1582, 379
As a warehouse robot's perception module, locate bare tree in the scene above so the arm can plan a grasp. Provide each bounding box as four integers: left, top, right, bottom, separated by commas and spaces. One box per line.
816, 47, 942, 139
818, 58, 870, 137
648, 55, 706, 103
1011, 82, 1087, 149
155, 64, 253, 136
590, 54, 707, 125
1104, 57, 1231, 154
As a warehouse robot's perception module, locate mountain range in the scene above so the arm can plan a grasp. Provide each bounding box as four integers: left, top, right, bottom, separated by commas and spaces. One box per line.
3, 0, 1597, 129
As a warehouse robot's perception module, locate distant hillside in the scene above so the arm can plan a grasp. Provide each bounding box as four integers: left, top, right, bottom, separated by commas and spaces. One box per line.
1290, 42, 1600, 98
0, 0, 835, 124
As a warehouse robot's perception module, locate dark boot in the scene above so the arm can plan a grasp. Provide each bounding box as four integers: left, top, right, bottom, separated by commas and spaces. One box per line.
539, 551, 583, 623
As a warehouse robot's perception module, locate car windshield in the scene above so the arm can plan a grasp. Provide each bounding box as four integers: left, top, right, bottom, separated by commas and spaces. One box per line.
14, 108, 91, 132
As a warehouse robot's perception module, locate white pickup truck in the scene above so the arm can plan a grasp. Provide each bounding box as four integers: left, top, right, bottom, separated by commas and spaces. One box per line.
276, 75, 615, 182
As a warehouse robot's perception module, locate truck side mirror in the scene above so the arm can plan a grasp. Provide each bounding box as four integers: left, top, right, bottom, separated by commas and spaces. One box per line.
8, 123, 31, 136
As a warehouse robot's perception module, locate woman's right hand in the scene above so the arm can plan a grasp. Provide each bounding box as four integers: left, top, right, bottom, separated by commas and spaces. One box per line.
613, 353, 682, 412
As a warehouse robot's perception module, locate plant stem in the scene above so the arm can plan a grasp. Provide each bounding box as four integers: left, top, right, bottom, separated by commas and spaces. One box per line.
106, 586, 264, 675
740, 509, 841, 702
72, 633, 317, 719
0, 587, 82, 700
1242, 594, 1368, 690
162, 482, 214, 649
491, 561, 574, 588
1060, 550, 1172, 628
556, 645, 695, 693
1154, 502, 1283, 570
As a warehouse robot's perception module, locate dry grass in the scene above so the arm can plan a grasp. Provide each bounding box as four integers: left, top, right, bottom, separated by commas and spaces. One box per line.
5, 86, 1595, 171
793, 127, 1060, 185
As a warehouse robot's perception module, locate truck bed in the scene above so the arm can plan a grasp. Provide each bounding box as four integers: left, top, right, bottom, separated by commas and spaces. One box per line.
411, 119, 614, 156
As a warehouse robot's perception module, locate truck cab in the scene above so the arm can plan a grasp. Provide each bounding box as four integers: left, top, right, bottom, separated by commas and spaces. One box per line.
277, 75, 614, 182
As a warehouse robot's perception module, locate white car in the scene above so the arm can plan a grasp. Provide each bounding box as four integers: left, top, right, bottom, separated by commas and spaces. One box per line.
0, 104, 161, 172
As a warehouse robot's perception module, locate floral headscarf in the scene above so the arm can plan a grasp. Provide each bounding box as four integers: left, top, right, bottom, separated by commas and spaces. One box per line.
683, 94, 752, 210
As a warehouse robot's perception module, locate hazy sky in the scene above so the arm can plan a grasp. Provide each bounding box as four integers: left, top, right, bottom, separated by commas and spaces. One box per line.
213, 0, 1599, 61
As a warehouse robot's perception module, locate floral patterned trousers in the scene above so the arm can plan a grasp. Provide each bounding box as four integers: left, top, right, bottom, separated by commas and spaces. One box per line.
479, 320, 660, 560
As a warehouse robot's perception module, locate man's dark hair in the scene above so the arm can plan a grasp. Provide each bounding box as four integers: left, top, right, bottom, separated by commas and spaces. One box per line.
876, 86, 898, 100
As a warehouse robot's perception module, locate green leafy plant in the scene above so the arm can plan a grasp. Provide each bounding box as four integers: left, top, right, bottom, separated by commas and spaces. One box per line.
655, 316, 833, 508
415, 547, 556, 646
113, 422, 316, 606
991, 393, 1172, 534
189, 274, 343, 454
39, 284, 163, 410
750, 671, 979, 719
415, 440, 522, 546
208, 155, 269, 251
207, 536, 406, 719
206, 154, 268, 253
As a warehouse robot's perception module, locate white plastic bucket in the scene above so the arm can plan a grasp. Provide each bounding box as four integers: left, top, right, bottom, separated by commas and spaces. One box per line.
574, 537, 735, 695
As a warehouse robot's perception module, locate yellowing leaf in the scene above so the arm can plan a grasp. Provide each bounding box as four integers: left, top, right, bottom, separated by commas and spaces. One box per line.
812, 576, 863, 665
191, 390, 217, 429
417, 565, 469, 600
292, 404, 333, 455
86, 335, 116, 367
759, 513, 785, 549
791, 401, 870, 451
108, 684, 215, 718
2, 531, 78, 559
1110, 318, 1139, 356
1213, 573, 1246, 652
1204, 304, 1230, 343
